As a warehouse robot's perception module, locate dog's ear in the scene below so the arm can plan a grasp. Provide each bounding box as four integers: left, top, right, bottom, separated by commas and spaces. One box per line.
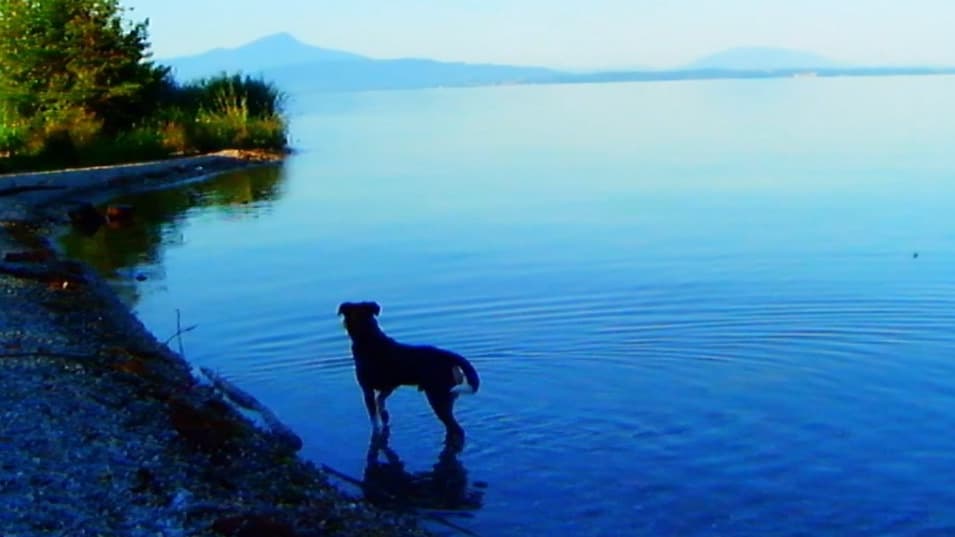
337, 302, 351, 316
368, 302, 381, 316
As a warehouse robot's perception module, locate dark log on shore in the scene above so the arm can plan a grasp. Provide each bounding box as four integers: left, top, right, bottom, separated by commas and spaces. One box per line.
3, 249, 54, 263
0, 260, 87, 287
0, 185, 66, 198
200, 367, 304, 453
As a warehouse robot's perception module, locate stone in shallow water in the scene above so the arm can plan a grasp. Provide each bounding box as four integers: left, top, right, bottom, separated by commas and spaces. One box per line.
67, 203, 104, 236
105, 205, 135, 226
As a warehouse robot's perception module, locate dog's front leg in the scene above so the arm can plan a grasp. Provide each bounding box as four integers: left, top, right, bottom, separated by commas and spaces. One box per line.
362, 386, 381, 432
376, 387, 395, 427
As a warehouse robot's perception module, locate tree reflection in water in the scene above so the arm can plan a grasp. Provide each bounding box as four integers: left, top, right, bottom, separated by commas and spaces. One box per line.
58, 165, 287, 305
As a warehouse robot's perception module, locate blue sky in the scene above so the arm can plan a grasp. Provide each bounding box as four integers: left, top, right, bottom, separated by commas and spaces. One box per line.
123, 0, 955, 69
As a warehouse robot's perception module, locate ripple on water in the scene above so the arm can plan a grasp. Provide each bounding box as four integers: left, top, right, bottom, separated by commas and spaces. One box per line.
64, 78, 955, 537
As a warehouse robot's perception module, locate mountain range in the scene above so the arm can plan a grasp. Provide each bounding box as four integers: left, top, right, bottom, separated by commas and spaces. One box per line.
159, 33, 955, 93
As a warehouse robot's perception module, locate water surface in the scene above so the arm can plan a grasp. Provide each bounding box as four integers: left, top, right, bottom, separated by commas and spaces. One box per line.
65, 77, 955, 536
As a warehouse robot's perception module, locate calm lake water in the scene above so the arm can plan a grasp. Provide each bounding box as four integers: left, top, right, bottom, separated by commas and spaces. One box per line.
64, 77, 955, 536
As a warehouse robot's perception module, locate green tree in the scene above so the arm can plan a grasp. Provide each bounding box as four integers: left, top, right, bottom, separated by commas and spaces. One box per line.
0, 0, 169, 135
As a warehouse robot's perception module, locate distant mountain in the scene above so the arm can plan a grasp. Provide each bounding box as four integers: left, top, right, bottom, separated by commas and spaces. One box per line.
685, 47, 840, 71
160, 32, 564, 91
159, 35, 955, 93
160, 33, 369, 82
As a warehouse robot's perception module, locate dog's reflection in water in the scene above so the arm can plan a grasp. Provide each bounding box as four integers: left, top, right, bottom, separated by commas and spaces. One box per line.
361, 428, 485, 513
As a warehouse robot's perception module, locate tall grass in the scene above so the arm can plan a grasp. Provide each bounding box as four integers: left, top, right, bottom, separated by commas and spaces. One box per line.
186, 74, 288, 151
0, 73, 289, 174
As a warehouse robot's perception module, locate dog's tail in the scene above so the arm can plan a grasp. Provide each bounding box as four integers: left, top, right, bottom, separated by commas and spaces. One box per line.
450, 354, 480, 395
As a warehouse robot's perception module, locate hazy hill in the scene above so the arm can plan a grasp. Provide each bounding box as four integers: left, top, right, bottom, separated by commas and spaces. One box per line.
160, 32, 563, 91
685, 47, 841, 71
161, 32, 369, 82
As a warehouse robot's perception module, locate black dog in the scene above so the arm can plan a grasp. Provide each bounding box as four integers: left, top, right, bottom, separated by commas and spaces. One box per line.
338, 301, 480, 444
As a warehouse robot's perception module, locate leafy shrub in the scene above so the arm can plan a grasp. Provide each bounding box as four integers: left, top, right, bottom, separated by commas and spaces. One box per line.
0, 1, 289, 175
79, 127, 168, 166
0, 122, 25, 155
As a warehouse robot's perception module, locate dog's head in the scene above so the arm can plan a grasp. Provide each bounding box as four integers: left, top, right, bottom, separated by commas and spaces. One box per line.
338, 301, 382, 338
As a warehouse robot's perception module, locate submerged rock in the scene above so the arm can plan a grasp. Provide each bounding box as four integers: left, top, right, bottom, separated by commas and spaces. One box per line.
67, 202, 105, 236
105, 204, 135, 225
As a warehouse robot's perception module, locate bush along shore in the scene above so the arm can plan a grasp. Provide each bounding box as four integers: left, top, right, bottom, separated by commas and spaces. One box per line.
0, 155, 432, 537
0, 0, 289, 175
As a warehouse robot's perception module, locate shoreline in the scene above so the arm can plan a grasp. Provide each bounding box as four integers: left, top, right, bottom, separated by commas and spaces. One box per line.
0, 149, 288, 220
0, 152, 430, 537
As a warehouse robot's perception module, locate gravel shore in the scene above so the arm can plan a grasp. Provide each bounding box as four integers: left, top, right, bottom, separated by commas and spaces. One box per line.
0, 153, 429, 537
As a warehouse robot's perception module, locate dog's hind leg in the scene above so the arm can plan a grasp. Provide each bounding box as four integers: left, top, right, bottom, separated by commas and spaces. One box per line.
425, 389, 464, 446
376, 387, 395, 427
362, 386, 381, 431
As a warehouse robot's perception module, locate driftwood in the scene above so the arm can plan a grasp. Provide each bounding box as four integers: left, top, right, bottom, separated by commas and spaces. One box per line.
163, 309, 197, 357
199, 366, 303, 453
3, 250, 54, 263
